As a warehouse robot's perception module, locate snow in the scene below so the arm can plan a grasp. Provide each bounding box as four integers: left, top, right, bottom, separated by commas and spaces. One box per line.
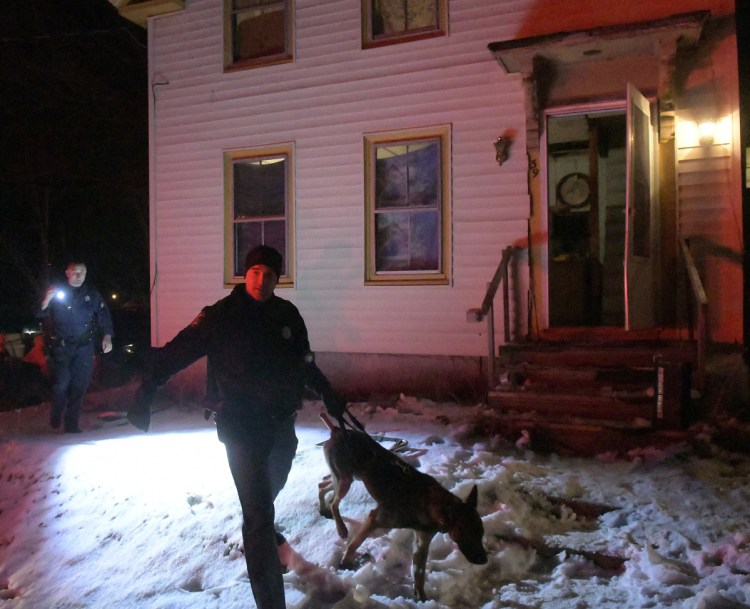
1, 389, 749, 609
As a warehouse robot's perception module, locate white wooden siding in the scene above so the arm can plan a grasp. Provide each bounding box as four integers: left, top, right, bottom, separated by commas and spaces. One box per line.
674, 27, 742, 344
148, 0, 530, 356
147, 0, 741, 354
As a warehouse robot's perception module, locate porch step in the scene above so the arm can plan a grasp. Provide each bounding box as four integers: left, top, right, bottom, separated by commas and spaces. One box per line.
499, 340, 695, 368
497, 362, 656, 393
487, 389, 655, 424
487, 340, 696, 431
470, 411, 689, 457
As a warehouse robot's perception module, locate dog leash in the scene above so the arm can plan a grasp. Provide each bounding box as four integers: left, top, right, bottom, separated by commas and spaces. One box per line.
338, 407, 410, 451
337, 406, 366, 432
325, 406, 410, 453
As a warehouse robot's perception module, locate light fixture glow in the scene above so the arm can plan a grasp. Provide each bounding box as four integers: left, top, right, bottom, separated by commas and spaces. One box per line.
698, 121, 715, 146
676, 114, 732, 148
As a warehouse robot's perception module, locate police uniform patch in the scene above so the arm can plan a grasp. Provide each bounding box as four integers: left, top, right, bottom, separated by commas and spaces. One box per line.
282, 326, 292, 340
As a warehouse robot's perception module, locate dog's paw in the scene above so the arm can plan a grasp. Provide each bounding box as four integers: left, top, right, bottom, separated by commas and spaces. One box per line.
340, 552, 372, 571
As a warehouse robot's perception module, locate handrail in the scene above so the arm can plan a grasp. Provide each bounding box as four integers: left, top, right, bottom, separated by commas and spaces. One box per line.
679, 238, 708, 391
473, 246, 515, 326
467, 245, 515, 391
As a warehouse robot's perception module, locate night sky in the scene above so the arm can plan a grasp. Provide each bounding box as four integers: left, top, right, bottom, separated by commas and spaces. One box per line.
0, 0, 149, 328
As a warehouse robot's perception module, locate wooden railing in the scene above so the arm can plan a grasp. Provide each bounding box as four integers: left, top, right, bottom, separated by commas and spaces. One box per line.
679, 238, 708, 391
467, 245, 515, 391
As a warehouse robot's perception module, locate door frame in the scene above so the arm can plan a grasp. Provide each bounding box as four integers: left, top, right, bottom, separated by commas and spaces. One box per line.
537, 99, 628, 335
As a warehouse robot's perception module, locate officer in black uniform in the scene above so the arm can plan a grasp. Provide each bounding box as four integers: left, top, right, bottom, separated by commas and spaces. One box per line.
127, 245, 345, 609
39, 261, 113, 433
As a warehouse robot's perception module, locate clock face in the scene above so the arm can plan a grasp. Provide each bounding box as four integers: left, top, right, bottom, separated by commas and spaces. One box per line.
557, 172, 590, 208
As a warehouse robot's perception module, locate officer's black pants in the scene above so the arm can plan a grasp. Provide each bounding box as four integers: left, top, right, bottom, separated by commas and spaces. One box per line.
223, 414, 297, 609
50, 342, 95, 430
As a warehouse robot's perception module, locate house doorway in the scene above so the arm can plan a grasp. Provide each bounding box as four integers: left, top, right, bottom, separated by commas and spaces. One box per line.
546, 87, 658, 330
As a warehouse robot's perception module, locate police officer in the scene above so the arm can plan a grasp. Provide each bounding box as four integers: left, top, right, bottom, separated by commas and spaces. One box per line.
127, 245, 345, 609
40, 261, 113, 432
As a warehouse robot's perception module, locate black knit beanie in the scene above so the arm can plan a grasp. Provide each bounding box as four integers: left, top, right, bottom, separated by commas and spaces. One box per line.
244, 245, 283, 277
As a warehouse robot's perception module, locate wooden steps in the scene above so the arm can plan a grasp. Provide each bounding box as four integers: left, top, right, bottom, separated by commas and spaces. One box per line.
486, 340, 696, 436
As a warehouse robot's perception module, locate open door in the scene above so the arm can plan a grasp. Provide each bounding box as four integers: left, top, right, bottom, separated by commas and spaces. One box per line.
624, 83, 658, 330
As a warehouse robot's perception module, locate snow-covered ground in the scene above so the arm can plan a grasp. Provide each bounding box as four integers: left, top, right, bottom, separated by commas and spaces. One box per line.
1, 388, 749, 609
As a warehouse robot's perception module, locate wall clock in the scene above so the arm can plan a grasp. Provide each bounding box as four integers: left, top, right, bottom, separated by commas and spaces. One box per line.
556, 172, 590, 208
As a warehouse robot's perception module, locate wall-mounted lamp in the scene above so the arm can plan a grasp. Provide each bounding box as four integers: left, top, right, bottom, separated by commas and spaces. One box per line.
494, 135, 512, 166
698, 121, 715, 146
676, 116, 731, 149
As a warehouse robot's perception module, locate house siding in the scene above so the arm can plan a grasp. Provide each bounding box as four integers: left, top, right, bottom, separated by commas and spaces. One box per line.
148, 0, 529, 357
674, 19, 742, 344
145, 0, 740, 377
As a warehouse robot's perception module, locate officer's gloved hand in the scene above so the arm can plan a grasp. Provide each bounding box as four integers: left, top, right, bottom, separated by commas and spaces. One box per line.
323, 389, 347, 419
128, 379, 156, 432
127, 348, 158, 432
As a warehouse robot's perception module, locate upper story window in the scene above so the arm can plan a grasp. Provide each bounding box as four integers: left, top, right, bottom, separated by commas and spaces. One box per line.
224, 145, 294, 285
364, 126, 451, 285
225, 0, 293, 70
362, 0, 446, 49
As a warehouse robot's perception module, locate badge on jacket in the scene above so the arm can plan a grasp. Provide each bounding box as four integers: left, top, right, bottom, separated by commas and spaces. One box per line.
282, 326, 291, 340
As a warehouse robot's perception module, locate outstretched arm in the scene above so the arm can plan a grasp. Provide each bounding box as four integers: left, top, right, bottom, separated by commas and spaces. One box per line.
128, 309, 212, 432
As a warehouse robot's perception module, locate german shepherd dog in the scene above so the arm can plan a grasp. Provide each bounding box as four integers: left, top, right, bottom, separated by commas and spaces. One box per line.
317, 413, 487, 601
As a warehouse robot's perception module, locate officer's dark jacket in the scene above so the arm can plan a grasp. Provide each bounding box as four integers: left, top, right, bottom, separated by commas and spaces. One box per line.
149, 284, 333, 421
40, 284, 114, 347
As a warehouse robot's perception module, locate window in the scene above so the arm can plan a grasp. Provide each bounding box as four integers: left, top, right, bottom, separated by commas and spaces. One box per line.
224, 145, 294, 285
364, 126, 451, 285
225, 0, 293, 70
362, 0, 446, 49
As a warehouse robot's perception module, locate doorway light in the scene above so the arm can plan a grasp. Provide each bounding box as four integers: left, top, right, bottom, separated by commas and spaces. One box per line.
676, 115, 731, 148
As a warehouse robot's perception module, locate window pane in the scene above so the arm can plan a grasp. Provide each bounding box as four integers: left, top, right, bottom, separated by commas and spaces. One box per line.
372, 0, 438, 36
375, 141, 439, 210
407, 142, 439, 206
375, 209, 439, 272
233, 157, 286, 218
263, 220, 287, 275
234, 222, 262, 276
375, 145, 408, 208
233, 220, 287, 276
233, 0, 286, 61
409, 209, 439, 269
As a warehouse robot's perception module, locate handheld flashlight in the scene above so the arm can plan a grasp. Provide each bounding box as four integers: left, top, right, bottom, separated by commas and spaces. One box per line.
56, 290, 65, 301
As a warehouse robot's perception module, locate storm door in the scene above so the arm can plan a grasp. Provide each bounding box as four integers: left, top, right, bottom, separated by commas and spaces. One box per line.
624, 83, 657, 329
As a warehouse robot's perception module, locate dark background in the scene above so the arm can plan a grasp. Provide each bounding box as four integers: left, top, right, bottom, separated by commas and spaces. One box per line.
0, 0, 149, 333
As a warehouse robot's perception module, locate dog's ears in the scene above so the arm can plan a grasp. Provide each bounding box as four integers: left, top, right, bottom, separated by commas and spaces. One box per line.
464, 485, 479, 509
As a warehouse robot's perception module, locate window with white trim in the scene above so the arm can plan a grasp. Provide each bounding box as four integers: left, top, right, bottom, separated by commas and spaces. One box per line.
224, 145, 294, 284
364, 126, 451, 285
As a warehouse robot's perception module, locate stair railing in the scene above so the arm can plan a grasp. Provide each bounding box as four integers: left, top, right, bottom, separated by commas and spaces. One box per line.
679, 238, 708, 391
467, 245, 515, 391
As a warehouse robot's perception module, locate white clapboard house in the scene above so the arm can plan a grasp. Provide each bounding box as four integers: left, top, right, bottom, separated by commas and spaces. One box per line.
110, 0, 743, 430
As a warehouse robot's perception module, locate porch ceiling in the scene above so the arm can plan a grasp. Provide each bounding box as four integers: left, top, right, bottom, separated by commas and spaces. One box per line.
488, 11, 708, 76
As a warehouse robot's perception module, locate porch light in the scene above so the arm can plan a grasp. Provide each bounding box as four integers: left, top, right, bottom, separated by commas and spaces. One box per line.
676, 115, 732, 148
698, 121, 715, 146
